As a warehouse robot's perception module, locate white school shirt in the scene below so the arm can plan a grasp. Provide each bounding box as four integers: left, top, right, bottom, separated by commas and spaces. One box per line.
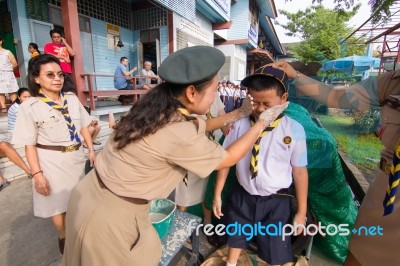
226, 87, 235, 97
223, 114, 307, 196
240, 89, 247, 99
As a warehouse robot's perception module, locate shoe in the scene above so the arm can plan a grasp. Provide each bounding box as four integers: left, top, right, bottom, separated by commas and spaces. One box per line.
92, 140, 101, 145
59, 238, 65, 255
0, 180, 10, 191
83, 143, 88, 148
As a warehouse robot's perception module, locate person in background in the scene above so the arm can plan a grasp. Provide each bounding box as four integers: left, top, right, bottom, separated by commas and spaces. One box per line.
0, 36, 18, 112
12, 54, 95, 255
113, 57, 137, 90
28, 43, 40, 58
138, 61, 159, 90
224, 81, 235, 112
271, 59, 400, 266
8, 87, 31, 135
62, 46, 284, 266
44, 29, 76, 94
213, 66, 308, 266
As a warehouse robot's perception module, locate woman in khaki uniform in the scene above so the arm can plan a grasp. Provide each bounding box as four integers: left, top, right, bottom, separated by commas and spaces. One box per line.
62, 46, 287, 266
12, 54, 95, 254
271, 60, 400, 266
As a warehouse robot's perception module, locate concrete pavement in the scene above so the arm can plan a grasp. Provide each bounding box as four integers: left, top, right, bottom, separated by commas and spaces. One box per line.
0, 177, 61, 266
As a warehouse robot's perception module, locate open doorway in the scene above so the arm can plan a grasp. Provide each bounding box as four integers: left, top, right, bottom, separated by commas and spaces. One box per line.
140, 29, 160, 78
143, 42, 157, 77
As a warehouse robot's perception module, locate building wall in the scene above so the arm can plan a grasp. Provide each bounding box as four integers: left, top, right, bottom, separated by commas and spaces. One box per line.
173, 11, 214, 52
90, 18, 138, 90
216, 44, 247, 81
227, 0, 249, 41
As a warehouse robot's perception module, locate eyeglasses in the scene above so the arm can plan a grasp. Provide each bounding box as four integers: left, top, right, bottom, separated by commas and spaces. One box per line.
43, 72, 65, 80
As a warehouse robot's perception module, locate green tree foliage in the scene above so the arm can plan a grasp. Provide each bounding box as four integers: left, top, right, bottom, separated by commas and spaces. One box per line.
276, 5, 365, 62
310, 0, 397, 24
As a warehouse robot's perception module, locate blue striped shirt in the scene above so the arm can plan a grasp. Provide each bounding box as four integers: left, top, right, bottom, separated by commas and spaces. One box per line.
8, 103, 20, 135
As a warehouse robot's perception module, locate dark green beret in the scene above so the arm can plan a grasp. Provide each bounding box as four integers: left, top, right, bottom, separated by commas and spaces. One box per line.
158, 46, 225, 84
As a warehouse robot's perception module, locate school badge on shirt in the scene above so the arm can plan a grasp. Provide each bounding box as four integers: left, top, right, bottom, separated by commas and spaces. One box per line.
283, 136, 292, 144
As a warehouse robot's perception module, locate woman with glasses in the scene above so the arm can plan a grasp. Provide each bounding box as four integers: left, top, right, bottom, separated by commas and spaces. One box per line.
11, 54, 95, 255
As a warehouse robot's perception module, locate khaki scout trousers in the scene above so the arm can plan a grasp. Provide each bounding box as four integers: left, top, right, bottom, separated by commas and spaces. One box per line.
62, 170, 162, 266
349, 169, 400, 265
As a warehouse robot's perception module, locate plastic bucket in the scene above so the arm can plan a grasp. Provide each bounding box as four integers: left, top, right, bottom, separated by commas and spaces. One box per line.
150, 199, 176, 239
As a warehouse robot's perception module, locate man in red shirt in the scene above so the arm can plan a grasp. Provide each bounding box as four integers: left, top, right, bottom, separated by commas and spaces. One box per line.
44, 29, 76, 93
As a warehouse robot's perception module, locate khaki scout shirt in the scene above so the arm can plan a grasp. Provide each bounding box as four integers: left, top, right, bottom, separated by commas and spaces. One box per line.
96, 118, 227, 200
344, 70, 400, 159
11, 92, 92, 146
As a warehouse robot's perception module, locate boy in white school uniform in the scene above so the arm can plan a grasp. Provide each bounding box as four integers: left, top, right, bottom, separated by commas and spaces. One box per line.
213, 66, 308, 266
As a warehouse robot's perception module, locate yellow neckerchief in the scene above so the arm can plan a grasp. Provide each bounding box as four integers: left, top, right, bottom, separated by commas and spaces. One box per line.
249, 113, 284, 179
383, 140, 400, 215
38, 89, 81, 143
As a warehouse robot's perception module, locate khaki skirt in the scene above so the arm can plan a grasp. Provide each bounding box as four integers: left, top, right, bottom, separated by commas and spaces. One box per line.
62, 170, 162, 266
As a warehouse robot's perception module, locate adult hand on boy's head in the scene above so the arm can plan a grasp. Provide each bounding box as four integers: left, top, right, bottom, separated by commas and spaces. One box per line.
238, 95, 253, 118
268, 60, 297, 79
258, 102, 289, 126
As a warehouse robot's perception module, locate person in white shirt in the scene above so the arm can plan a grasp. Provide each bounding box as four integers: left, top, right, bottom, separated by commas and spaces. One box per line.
213, 66, 308, 266
138, 61, 159, 90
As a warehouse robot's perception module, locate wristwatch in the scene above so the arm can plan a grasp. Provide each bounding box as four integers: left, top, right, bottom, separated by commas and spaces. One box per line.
295, 70, 301, 79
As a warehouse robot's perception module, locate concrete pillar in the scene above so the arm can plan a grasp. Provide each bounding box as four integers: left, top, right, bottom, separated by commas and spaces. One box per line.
61, 0, 86, 104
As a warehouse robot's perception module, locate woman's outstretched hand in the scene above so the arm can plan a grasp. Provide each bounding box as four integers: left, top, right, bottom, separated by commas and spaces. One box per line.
259, 102, 289, 126
238, 95, 254, 118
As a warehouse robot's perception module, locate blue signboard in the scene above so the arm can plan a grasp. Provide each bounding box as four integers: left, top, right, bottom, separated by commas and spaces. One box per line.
248, 24, 257, 45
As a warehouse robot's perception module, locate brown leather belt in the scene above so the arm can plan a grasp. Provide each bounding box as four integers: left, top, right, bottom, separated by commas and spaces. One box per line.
94, 169, 149, 205
36, 143, 81, 153
380, 157, 392, 174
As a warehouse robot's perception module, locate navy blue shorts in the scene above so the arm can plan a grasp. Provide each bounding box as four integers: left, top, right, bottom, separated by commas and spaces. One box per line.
225, 185, 292, 265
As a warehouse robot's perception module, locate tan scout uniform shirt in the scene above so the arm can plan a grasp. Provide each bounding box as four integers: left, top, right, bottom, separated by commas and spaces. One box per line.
96, 117, 227, 200
346, 70, 400, 266
11, 92, 92, 217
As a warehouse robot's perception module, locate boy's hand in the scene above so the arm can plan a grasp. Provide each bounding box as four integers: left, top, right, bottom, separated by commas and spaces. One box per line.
212, 195, 223, 219
259, 102, 289, 126
292, 212, 307, 236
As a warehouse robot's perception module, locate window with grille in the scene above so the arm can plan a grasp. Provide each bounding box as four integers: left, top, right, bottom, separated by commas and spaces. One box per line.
48, 0, 131, 29
176, 29, 210, 51
132, 7, 167, 31
154, 0, 195, 22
